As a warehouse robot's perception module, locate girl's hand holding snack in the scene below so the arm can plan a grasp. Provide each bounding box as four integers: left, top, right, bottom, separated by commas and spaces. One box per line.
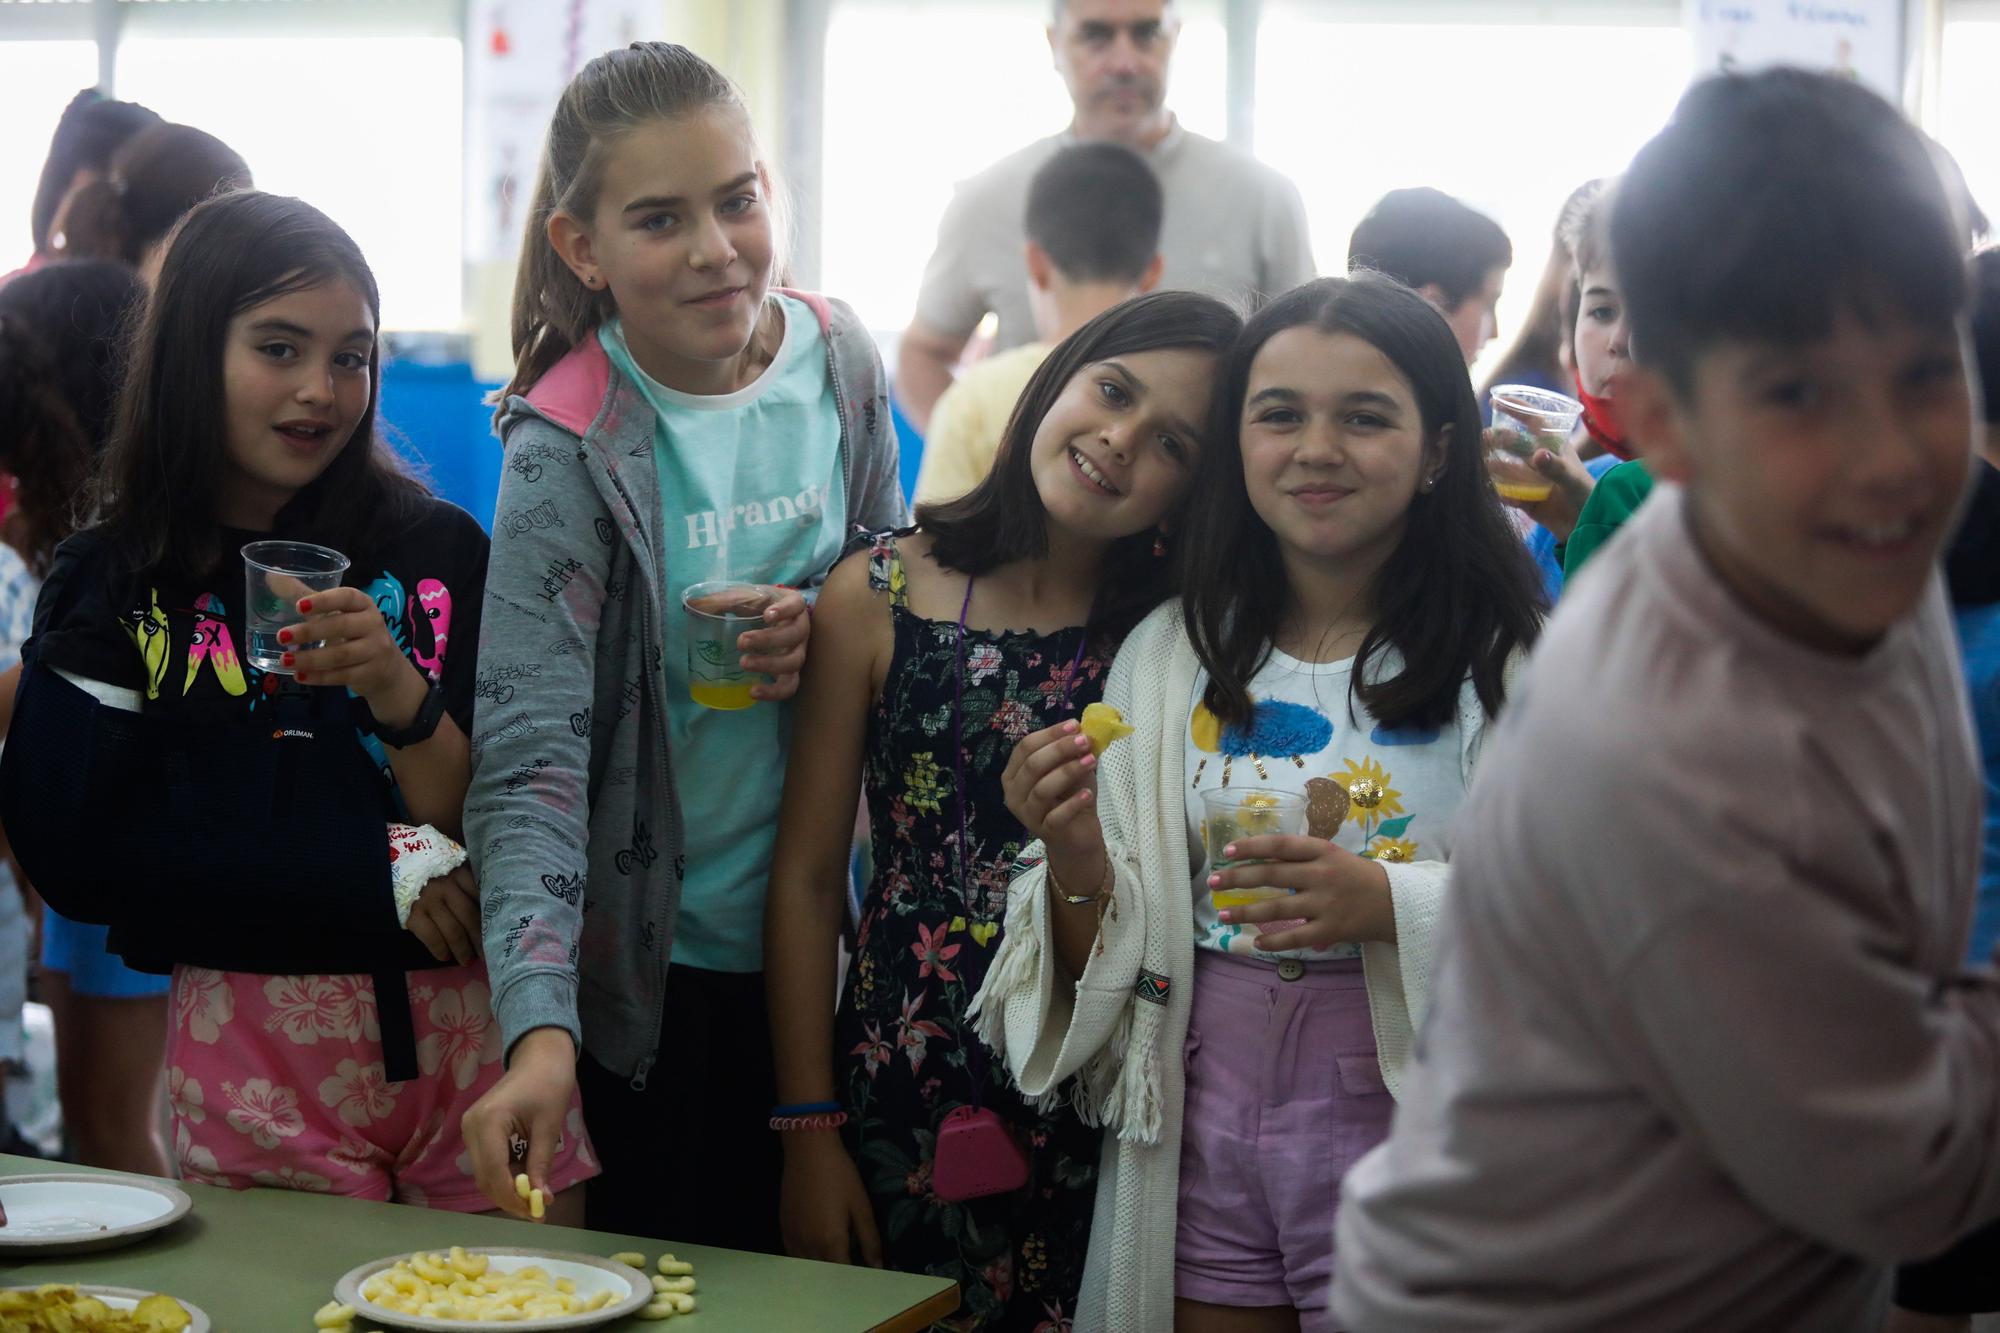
461, 1028, 576, 1221
1210, 835, 1398, 952
280, 587, 431, 729
738, 587, 811, 702
1003, 720, 1107, 877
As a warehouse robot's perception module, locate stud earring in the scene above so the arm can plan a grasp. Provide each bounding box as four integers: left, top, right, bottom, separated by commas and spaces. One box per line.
1153, 532, 1168, 558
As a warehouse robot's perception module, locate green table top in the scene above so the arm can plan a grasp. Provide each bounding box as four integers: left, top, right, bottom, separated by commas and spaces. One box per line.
0, 1156, 957, 1332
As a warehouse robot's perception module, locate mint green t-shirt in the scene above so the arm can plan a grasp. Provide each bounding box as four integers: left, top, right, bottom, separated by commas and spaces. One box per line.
598, 295, 848, 972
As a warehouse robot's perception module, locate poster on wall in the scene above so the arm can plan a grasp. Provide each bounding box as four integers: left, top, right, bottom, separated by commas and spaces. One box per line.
465, 0, 662, 266
1684, 1, 1905, 102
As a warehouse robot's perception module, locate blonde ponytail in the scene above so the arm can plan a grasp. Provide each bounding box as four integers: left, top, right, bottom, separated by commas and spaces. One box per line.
499, 42, 746, 404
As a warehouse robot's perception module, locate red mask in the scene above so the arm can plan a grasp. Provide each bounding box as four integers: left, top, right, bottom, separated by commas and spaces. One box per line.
1575, 371, 1632, 462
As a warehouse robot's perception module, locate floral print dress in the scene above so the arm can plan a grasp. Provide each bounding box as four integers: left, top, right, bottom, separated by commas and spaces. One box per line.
833, 534, 1106, 1332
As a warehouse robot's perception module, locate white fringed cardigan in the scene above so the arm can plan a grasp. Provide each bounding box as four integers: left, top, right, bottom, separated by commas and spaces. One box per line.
971, 602, 1511, 1332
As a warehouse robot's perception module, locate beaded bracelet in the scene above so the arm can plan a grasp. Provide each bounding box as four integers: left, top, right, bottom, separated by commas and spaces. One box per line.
769, 1110, 849, 1133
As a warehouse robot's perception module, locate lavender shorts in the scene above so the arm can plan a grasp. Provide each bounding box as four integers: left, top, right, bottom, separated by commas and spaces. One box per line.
1175, 950, 1391, 1329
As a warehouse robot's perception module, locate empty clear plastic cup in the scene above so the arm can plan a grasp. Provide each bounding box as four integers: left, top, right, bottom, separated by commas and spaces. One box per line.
241, 541, 350, 675
683, 580, 776, 711
1487, 384, 1584, 503
1201, 787, 1307, 908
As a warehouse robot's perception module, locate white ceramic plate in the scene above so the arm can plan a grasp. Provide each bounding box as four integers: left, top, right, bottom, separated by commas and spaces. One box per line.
0, 1174, 192, 1254
0, 1284, 213, 1333
334, 1248, 652, 1332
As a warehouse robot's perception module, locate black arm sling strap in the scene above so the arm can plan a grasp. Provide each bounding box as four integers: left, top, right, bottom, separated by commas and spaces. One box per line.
1, 566, 427, 1080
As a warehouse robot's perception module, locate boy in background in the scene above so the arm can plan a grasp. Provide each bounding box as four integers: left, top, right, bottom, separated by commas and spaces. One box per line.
1347, 186, 1511, 364
913, 141, 1163, 504
1335, 69, 2000, 1332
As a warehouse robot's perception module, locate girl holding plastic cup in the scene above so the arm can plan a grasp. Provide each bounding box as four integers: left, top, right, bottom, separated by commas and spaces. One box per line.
1, 191, 598, 1217
980, 275, 1544, 1331
458, 43, 906, 1241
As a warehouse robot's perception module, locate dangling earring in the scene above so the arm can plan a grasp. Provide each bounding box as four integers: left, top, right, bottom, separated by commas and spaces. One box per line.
1153, 531, 1168, 558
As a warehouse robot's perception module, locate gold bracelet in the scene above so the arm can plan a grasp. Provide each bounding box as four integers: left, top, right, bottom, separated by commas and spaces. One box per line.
1049, 854, 1112, 905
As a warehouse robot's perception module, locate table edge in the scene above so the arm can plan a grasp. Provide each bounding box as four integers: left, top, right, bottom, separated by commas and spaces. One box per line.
867, 1283, 961, 1333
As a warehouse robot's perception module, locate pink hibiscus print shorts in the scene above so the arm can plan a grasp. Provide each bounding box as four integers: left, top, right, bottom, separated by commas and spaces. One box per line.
167, 962, 598, 1212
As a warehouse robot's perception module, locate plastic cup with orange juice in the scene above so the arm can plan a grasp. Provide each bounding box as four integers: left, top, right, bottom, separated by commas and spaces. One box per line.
1486, 384, 1584, 503
1202, 788, 1307, 908
683, 580, 774, 710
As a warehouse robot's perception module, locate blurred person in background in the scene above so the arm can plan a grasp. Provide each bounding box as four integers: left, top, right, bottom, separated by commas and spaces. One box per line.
1348, 186, 1512, 365
897, 0, 1311, 432
7, 88, 160, 282
1480, 180, 1607, 403
53, 121, 250, 286
0, 259, 155, 1173
914, 141, 1165, 503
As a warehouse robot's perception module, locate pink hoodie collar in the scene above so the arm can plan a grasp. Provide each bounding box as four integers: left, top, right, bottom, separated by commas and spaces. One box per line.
524, 288, 833, 438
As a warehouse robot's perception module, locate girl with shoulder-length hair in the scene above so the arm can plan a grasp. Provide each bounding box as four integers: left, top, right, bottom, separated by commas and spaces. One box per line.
769, 288, 1240, 1329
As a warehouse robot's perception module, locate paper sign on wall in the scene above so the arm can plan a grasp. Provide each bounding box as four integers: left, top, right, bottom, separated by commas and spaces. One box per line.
466, 0, 663, 265
1684, 1, 1905, 102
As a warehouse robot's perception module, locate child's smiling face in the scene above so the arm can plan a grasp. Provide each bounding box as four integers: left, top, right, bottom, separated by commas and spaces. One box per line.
1628, 304, 1974, 651
1027, 349, 1215, 544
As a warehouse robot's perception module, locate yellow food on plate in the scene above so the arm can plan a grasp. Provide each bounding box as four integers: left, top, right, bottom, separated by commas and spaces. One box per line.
1079, 703, 1133, 758
0, 1285, 192, 1331
354, 1248, 617, 1322
312, 1299, 356, 1328
609, 1252, 647, 1269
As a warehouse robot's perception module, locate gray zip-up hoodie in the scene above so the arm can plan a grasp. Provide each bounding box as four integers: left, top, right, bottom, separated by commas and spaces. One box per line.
466, 291, 905, 1087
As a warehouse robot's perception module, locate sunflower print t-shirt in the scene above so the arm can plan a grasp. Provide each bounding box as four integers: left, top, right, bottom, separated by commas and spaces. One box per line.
1185, 647, 1466, 961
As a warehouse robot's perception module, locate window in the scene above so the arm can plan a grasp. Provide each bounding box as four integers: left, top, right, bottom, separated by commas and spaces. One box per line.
0, 41, 108, 271
1255, 6, 1692, 379
1939, 14, 2000, 238
116, 35, 465, 330
820, 0, 1227, 337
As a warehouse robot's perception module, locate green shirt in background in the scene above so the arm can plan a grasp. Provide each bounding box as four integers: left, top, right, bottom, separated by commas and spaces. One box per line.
1563, 459, 1657, 582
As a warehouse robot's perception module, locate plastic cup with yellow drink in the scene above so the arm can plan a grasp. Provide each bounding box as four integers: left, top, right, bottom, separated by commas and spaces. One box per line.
1486, 384, 1584, 503
1202, 788, 1308, 908
682, 580, 776, 711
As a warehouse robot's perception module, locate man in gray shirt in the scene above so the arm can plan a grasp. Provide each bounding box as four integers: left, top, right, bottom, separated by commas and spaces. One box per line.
896, 0, 1314, 430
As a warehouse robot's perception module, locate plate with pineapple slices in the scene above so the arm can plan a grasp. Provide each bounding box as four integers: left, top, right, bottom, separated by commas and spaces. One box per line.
0, 1284, 210, 1332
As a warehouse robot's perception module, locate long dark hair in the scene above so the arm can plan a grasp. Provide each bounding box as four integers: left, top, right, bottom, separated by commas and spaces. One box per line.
1183, 274, 1545, 732
95, 190, 427, 582
917, 289, 1242, 643
0, 260, 142, 574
